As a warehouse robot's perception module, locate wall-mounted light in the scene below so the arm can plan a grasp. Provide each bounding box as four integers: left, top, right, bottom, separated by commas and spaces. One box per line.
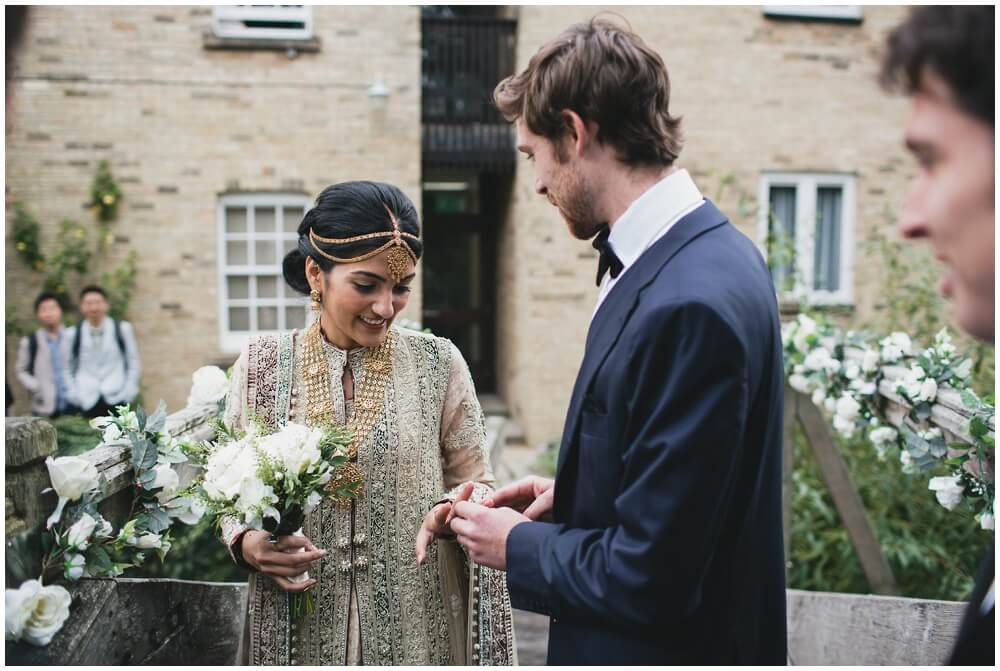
368, 73, 390, 112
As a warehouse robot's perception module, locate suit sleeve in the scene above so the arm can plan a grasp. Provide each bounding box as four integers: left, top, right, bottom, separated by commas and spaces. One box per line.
14, 335, 38, 394
506, 300, 749, 627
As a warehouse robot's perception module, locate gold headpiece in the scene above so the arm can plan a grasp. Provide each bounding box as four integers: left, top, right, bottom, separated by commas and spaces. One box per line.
308, 204, 419, 282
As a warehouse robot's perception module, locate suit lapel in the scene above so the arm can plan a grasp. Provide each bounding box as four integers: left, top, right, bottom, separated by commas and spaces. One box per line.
555, 200, 730, 483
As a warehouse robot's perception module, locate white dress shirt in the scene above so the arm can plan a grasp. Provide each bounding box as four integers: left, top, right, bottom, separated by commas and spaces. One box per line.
594, 168, 705, 315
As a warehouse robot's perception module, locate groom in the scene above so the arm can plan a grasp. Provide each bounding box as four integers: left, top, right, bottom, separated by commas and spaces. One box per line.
449, 18, 787, 665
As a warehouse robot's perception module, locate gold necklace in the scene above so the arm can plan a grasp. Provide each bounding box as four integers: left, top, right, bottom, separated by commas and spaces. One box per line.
299, 319, 394, 507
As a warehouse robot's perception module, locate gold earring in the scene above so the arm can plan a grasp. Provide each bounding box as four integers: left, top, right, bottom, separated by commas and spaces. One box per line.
310, 288, 322, 312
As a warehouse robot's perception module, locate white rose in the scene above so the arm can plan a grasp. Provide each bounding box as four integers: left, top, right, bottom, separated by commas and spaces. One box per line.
844, 364, 860, 380
5, 579, 71, 646
869, 426, 898, 446
176, 498, 207, 526
150, 464, 180, 502
235, 477, 276, 521
917, 377, 938, 403
833, 414, 856, 438
928, 475, 964, 511
811, 388, 827, 405
981, 513, 994, 531
880, 332, 912, 363
130, 533, 163, 550
835, 394, 861, 422
44, 456, 100, 529
953, 358, 973, 380
861, 349, 880, 373
303, 490, 324, 515
45, 456, 99, 501
824, 397, 837, 413
203, 439, 257, 501
803, 347, 832, 372
899, 450, 914, 471
65, 513, 98, 550
122, 411, 140, 432
900, 364, 926, 400
187, 366, 230, 407
793, 364, 806, 375
788, 374, 810, 393
102, 423, 123, 444
89, 416, 114, 430
792, 315, 817, 352
850, 379, 877, 396
63, 554, 86, 581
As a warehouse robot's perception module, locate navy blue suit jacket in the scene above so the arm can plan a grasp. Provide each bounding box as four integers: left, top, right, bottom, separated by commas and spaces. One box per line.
506, 200, 787, 665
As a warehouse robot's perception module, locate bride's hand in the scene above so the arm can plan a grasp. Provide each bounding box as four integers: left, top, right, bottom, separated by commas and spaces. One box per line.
415, 482, 476, 565
241, 530, 326, 592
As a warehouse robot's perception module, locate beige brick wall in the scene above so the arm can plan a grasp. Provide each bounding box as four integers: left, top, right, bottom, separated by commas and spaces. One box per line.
5, 6, 422, 414
498, 6, 920, 445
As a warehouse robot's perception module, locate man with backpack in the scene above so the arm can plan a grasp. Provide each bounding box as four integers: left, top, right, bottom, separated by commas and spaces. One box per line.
64, 285, 142, 419
15, 292, 74, 417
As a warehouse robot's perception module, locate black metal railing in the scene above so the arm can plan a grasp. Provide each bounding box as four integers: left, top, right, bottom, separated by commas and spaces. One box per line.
421, 16, 518, 172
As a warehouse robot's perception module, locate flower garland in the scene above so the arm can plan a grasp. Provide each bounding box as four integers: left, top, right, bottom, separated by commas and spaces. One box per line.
782, 313, 994, 531
5, 367, 230, 647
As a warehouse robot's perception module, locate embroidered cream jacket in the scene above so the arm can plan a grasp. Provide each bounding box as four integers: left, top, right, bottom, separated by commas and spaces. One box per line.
220, 326, 517, 665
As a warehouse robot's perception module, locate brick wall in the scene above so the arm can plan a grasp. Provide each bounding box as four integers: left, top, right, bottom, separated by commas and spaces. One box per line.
5, 6, 422, 414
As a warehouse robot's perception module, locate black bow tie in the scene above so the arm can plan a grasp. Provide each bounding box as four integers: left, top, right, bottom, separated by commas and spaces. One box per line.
592, 227, 624, 287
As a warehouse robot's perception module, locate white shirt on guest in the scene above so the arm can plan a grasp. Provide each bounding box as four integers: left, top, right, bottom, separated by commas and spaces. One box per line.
594, 168, 705, 315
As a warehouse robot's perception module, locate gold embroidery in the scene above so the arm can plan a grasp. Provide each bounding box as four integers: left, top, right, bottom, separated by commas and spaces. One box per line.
300, 319, 395, 507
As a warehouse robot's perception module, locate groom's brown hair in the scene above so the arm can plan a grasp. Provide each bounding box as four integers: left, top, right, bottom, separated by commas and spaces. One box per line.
494, 15, 682, 168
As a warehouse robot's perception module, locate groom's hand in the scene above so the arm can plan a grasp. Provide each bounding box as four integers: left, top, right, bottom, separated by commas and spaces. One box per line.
450, 502, 529, 570
484, 475, 555, 521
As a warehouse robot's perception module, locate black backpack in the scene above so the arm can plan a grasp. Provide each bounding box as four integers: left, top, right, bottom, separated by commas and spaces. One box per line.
70, 318, 128, 375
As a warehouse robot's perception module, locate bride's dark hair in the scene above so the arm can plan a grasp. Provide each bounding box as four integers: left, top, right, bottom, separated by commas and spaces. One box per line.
282, 181, 422, 295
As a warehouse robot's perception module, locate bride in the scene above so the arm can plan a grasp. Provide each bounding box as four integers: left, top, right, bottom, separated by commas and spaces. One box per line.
220, 180, 516, 665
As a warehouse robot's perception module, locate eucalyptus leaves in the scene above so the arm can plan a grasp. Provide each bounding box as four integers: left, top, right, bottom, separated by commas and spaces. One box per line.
782, 313, 994, 530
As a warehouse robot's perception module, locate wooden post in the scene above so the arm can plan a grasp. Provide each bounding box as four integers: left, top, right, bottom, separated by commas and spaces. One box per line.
796, 395, 898, 595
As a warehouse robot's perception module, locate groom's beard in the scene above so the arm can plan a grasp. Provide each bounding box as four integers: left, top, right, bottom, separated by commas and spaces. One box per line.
551, 164, 604, 241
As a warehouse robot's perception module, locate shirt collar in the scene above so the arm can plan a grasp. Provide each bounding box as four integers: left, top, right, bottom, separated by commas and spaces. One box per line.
606, 168, 703, 270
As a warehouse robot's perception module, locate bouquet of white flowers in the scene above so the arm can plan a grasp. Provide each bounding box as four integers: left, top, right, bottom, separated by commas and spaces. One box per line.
192, 419, 355, 616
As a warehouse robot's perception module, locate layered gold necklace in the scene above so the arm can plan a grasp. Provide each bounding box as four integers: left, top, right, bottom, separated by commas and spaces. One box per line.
299, 318, 394, 508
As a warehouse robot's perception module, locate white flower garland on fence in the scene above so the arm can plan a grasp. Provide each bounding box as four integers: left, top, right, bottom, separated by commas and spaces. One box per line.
782, 314, 994, 531
5, 367, 229, 647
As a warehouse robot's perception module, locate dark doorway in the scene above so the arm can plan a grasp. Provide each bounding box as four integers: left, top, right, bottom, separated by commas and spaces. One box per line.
421, 175, 504, 392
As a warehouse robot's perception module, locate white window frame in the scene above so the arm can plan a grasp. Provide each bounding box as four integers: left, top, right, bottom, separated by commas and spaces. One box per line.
757, 171, 855, 306
763, 6, 863, 22
217, 192, 313, 353
211, 5, 313, 41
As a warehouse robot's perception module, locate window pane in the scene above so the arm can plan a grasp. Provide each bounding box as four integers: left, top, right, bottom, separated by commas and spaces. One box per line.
258, 306, 278, 331
285, 305, 307, 330
257, 275, 278, 298
284, 207, 304, 233
814, 187, 842, 291
229, 307, 250, 331
225, 207, 247, 234
227, 275, 250, 300
226, 240, 248, 266
255, 240, 277, 265
254, 207, 276, 234
283, 237, 298, 255
768, 186, 797, 292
